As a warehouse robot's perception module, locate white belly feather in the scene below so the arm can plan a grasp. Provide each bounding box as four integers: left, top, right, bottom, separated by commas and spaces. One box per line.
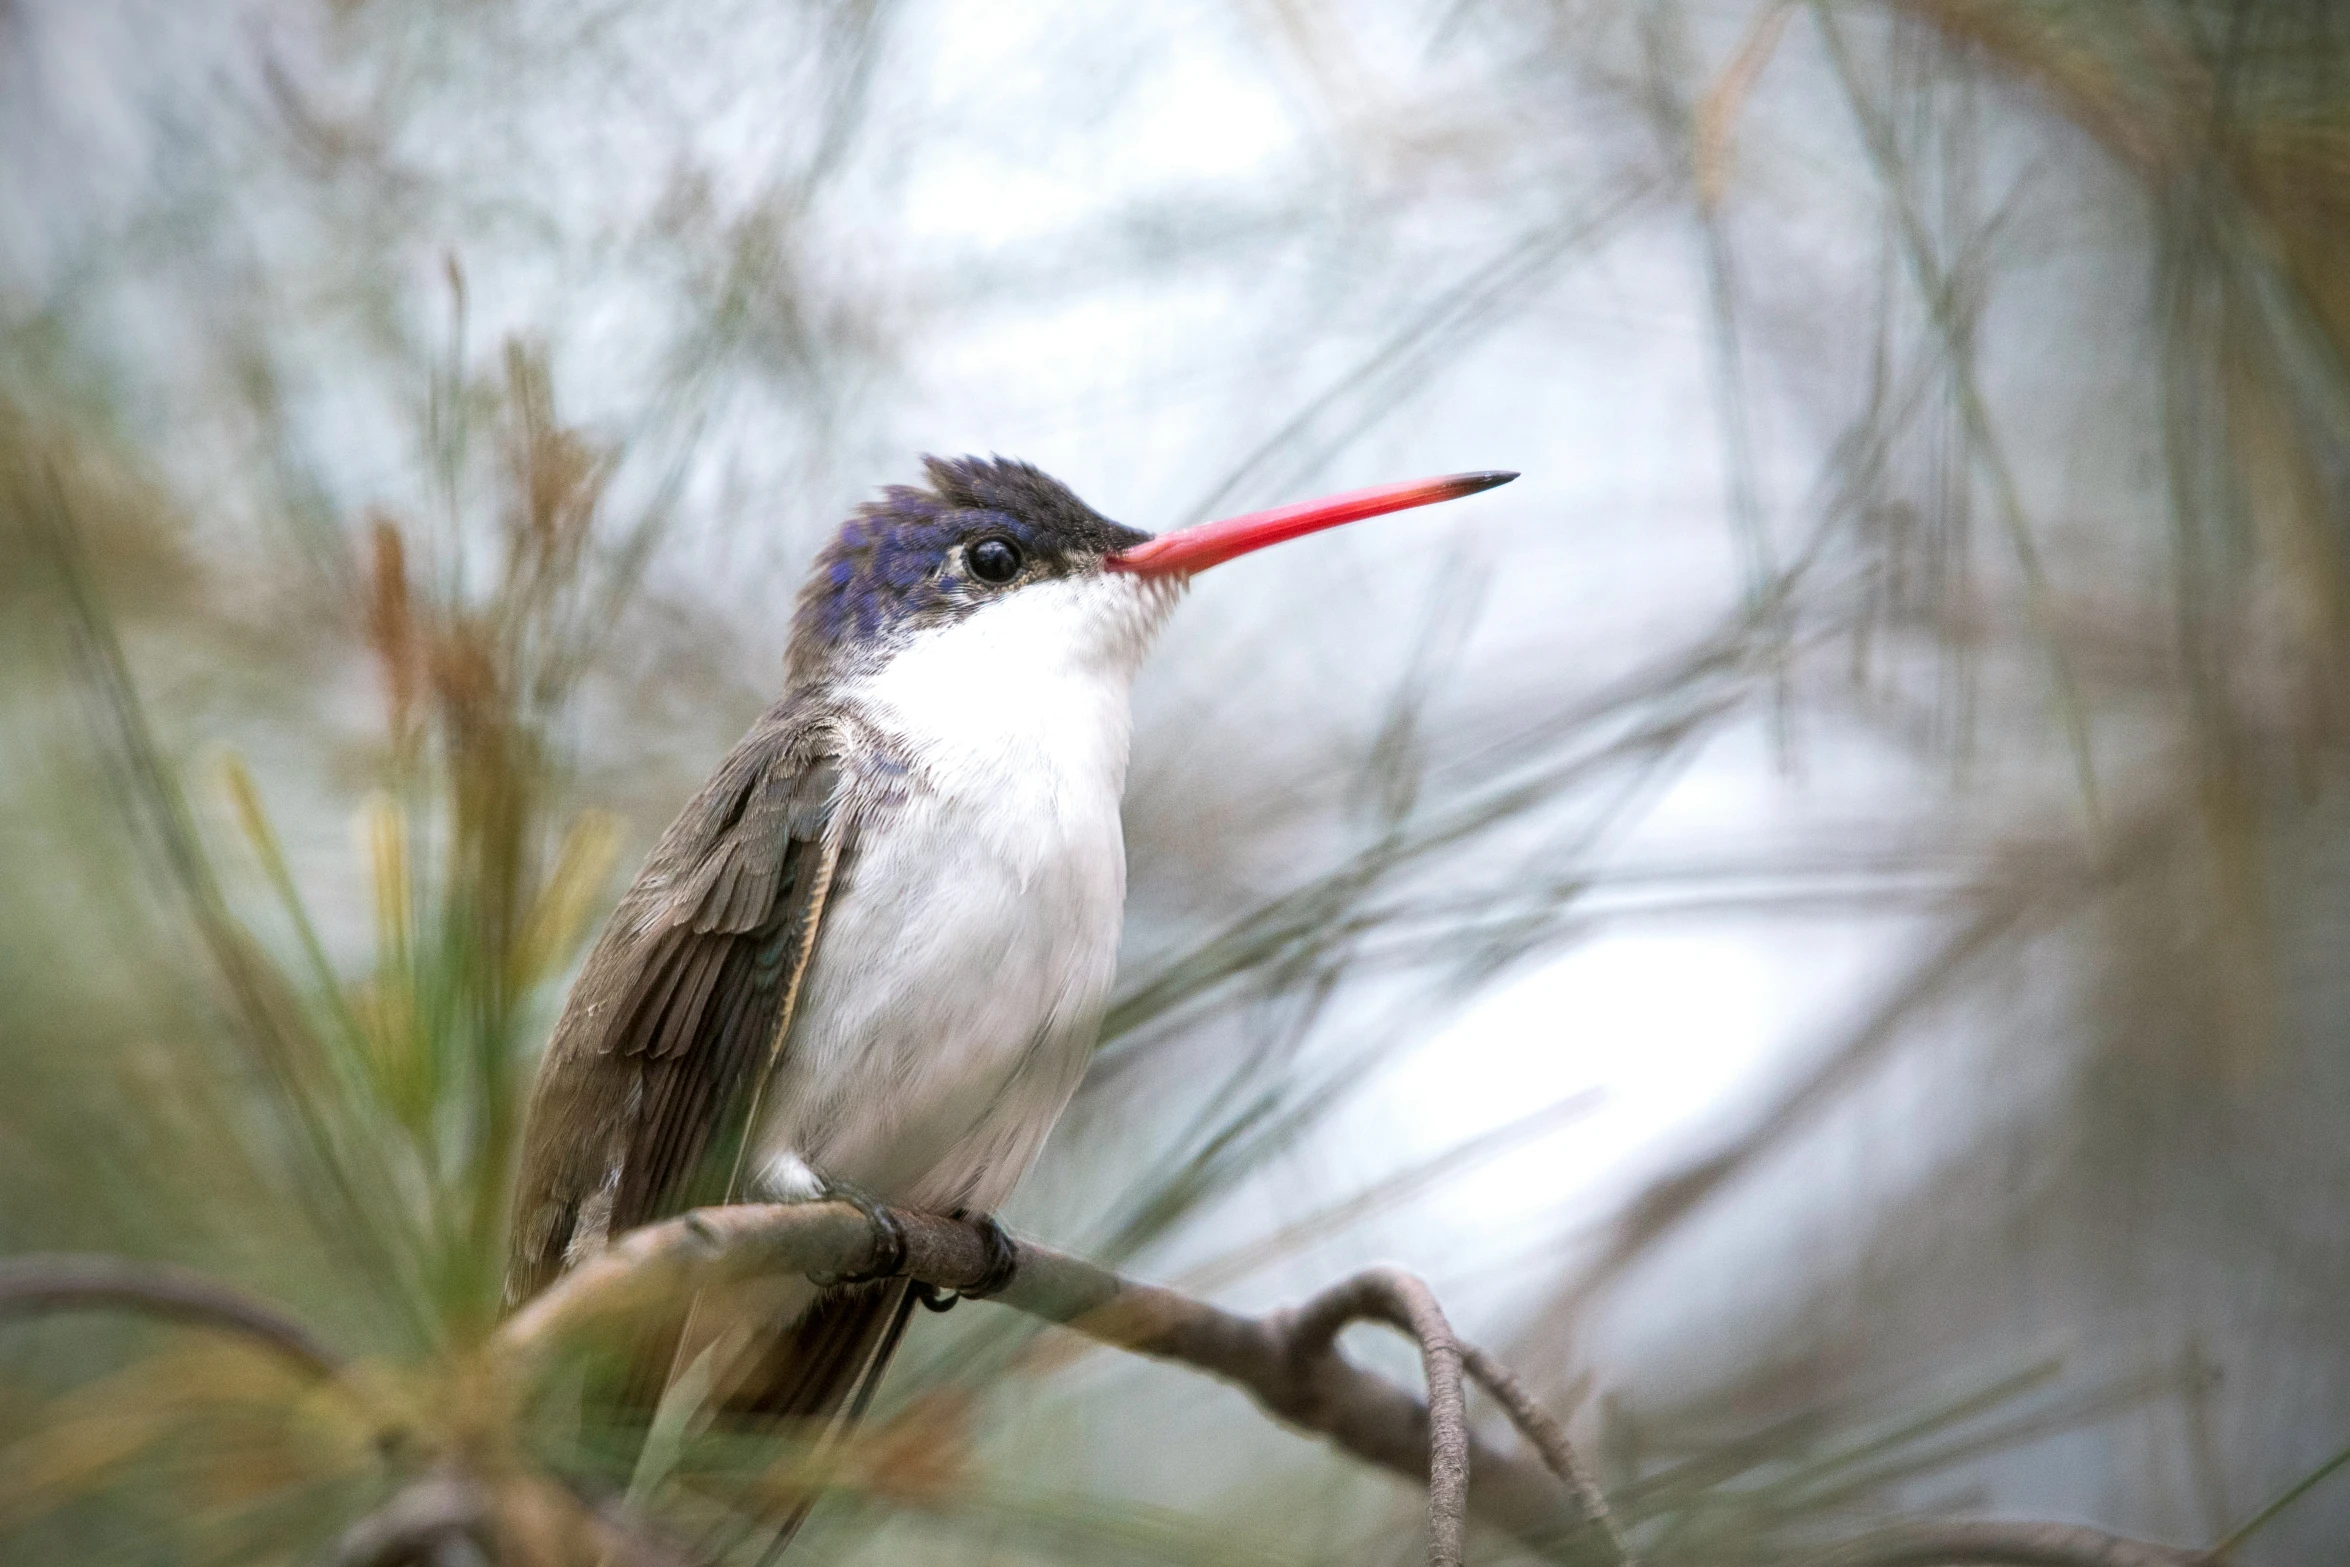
754, 571, 1176, 1212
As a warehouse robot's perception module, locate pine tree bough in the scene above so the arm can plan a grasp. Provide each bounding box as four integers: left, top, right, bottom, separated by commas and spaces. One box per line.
2, 1221, 2214, 1567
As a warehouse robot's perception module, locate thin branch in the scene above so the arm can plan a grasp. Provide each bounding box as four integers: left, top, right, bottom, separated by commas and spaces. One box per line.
500, 1204, 2203, 1567
0, 1252, 346, 1380
497, 1201, 1625, 1563
328, 1471, 493, 1567
328, 1468, 695, 1567
1798, 1520, 2210, 1567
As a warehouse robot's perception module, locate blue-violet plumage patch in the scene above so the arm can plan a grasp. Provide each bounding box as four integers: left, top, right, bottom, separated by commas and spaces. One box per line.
788, 455, 1147, 675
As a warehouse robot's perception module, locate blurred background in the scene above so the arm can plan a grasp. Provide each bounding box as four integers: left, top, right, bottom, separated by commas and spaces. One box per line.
4, 0, 2348, 1561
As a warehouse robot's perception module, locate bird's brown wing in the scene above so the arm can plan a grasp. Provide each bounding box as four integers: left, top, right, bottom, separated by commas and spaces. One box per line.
506, 710, 927, 1552
505, 713, 855, 1307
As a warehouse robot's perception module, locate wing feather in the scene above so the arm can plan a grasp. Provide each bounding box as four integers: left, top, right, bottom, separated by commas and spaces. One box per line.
505, 717, 856, 1306
507, 708, 936, 1552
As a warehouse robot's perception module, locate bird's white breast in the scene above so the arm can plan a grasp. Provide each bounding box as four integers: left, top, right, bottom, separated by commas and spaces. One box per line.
755, 571, 1177, 1211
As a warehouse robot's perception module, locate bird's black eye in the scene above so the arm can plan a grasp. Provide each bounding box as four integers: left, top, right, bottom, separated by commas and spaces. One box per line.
968, 535, 1023, 584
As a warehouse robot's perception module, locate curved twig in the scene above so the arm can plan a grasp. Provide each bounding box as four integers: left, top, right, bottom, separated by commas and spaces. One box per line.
1460, 1343, 1632, 1566
1287, 1267, 1472, 1567
0, 1252, 345, 1380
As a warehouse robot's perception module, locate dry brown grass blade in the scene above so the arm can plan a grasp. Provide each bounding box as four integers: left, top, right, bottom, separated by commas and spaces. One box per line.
1695, 2, 1798, 211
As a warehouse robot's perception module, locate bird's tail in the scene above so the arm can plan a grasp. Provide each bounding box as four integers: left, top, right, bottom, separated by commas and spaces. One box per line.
729, 1276, 920, 1559
604, 1273, 918, 1558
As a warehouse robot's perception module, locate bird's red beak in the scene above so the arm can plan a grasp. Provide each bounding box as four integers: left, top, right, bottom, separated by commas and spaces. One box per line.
1105, 470, 1517, 578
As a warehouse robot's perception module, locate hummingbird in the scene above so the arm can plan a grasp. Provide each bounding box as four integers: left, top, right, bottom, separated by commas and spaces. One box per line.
506, 456, 1514, 1488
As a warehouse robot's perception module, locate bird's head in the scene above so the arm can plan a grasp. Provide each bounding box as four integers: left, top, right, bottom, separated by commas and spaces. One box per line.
787, 454, 1515, 690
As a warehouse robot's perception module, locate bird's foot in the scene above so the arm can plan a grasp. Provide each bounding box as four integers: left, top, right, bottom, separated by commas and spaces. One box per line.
809, 1177, 908, 1287
751, 1157, 910, 1287
914, 1210, 1018, 1313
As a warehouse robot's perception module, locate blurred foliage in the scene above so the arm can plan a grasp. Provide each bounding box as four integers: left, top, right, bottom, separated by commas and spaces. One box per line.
3, 0, 2350, 1563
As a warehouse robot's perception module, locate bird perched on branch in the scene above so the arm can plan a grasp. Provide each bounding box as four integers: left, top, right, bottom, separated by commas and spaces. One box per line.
505, 454, 1513, 1532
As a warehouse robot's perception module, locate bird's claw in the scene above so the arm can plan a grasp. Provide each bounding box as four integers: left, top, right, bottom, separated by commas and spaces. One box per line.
963, 1211, 1019, 1298
807, 1184, 1017, 1305
815, 1182, 908, 1286
915, 1210, 1018, 1312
